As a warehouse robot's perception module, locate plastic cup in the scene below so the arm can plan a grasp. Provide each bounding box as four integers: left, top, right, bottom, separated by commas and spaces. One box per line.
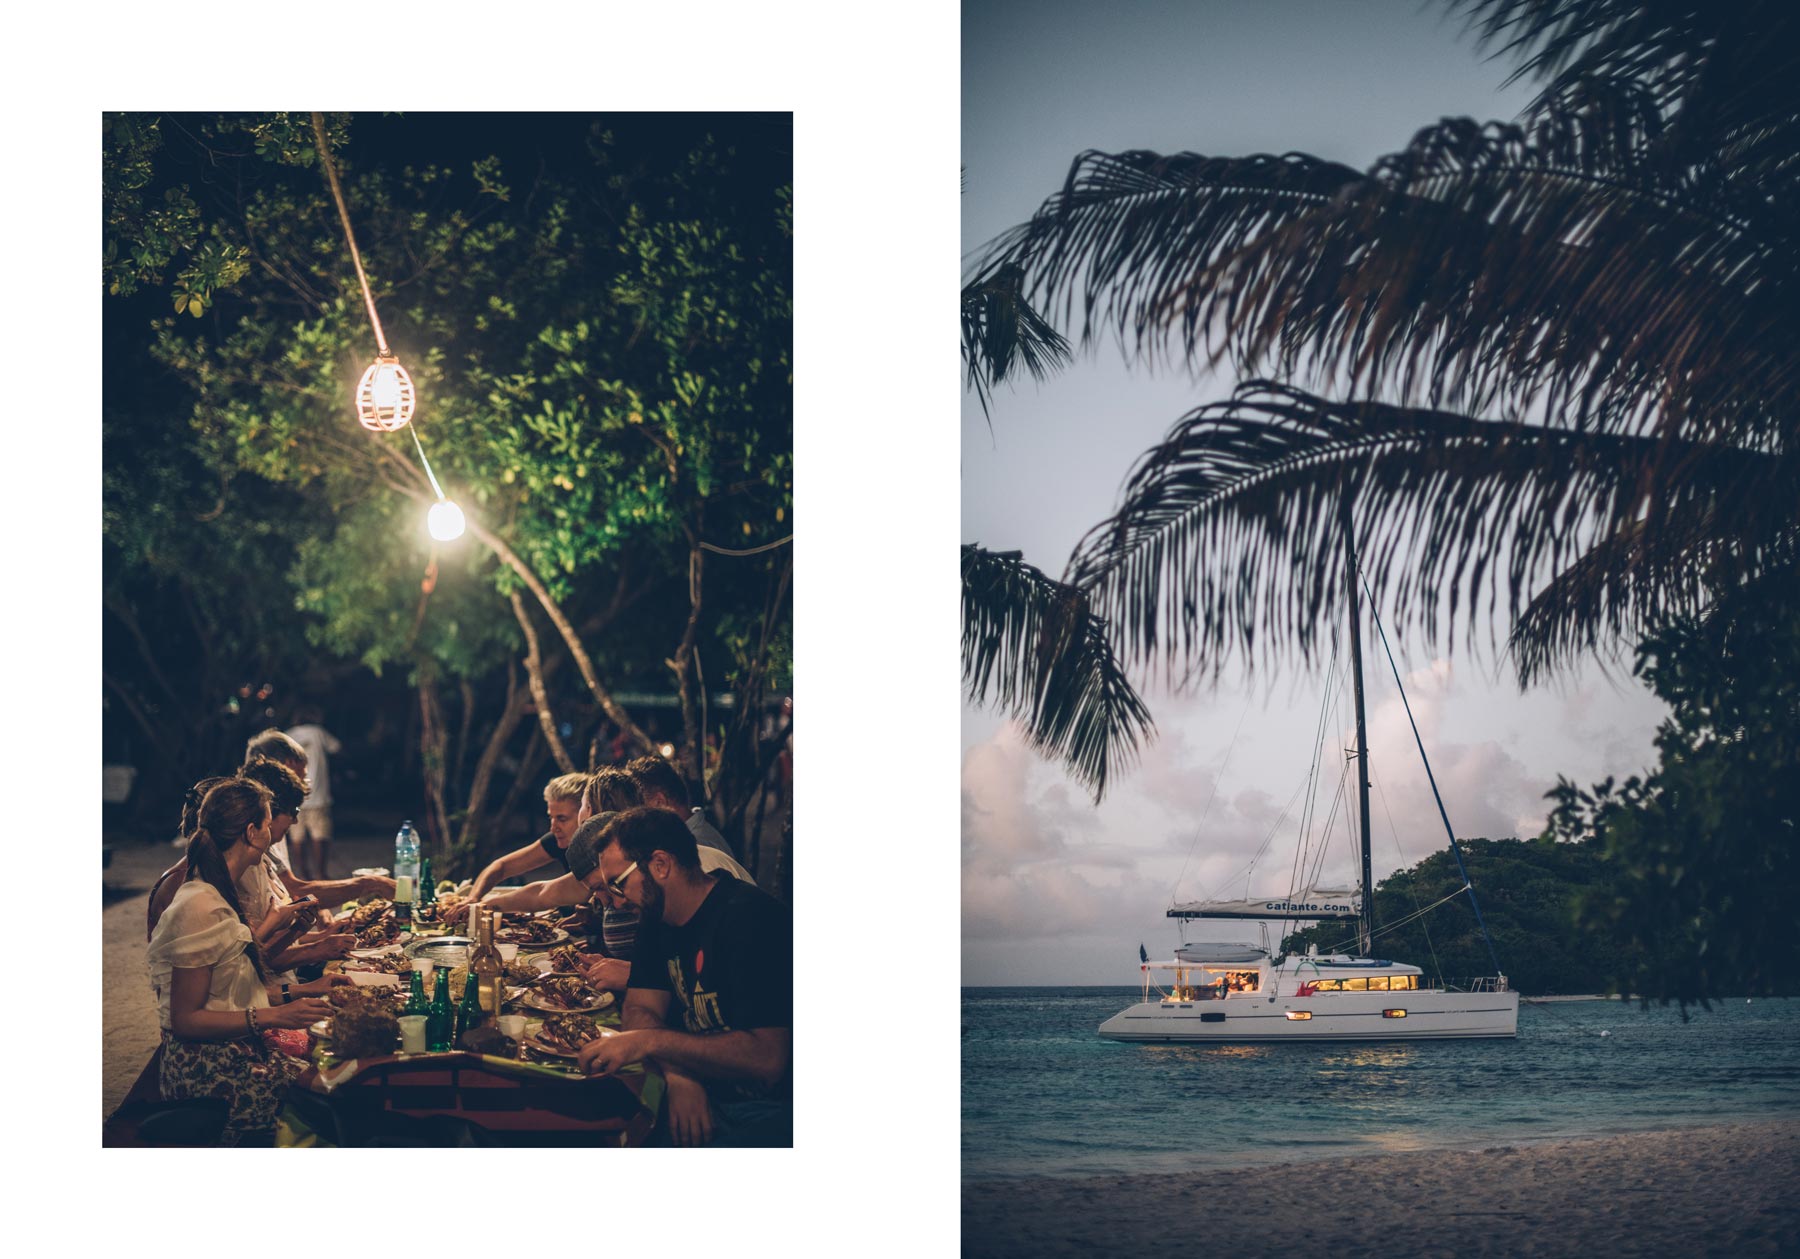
414, 958, 434, 986
398, 1015, 428, 1053
498, 1014, 525, 1039
497, 943, 520, 963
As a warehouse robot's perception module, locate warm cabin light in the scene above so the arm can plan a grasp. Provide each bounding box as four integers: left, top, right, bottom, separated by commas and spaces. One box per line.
1382, 1009, 1407, 1018
1285, 1011, 1313, 1021
658, 743, 676, 758
356, 353, 417, 431
427, 499, 466, 541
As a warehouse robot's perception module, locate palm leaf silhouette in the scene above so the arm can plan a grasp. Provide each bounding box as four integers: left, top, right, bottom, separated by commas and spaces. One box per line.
962, 544, 1153, 800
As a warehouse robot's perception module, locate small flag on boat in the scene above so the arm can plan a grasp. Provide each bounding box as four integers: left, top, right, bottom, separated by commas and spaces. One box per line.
1139, 943, 1148, 964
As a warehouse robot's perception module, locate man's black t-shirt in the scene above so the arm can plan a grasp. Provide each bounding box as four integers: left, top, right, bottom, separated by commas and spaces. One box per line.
534, 831, 571, 872
628, 874, 792, 1099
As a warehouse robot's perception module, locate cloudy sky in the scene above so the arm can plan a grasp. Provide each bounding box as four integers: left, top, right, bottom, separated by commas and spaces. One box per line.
961, 0, 1672, 985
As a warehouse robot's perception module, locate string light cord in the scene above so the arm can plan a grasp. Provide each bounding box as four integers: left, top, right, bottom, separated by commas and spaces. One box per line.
409, 425, 446, 502
310, 112, 389, 356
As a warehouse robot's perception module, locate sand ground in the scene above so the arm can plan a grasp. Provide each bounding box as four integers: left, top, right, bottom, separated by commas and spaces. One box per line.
964, 1120, 1800, 1258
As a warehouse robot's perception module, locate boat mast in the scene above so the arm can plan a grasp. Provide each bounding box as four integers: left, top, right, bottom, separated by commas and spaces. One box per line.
1340, 493, 1376, 957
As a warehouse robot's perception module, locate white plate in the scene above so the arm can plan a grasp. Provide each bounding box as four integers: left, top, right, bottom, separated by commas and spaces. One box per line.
348, 945, 406, 960
521, 987, 615, 1014
351, 867, 391, 877
345, 970, 402, 988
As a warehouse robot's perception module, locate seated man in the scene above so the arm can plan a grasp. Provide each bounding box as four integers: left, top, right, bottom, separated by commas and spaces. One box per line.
576, 807, 792, 1148
624, 754, 754, 883
469, 811, 757, 990
448, 773, 589, 918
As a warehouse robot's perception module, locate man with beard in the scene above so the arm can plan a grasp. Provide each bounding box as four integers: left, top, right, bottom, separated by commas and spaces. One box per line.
576, 807, 791, 1147
622, 755, 754, 883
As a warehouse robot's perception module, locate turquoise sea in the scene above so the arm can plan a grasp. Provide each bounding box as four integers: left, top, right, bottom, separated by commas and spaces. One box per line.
962, 987, 1800, 1181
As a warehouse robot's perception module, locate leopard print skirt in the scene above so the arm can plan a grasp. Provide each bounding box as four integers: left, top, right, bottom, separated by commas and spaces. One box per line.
159, 1029, 303, 1145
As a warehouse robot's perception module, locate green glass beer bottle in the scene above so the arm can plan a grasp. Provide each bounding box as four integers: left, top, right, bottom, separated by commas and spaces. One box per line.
417, 857, 438, 926
456, 970, 483, 1046
427, 968, 454, 1052
404, 970, 429, 1017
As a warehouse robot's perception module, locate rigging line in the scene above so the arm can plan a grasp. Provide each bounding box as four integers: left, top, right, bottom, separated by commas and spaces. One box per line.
310, 113, 390, 356
1359, 572, 1505, 980
1370, 766, 1446, 987
1289, 645, 1342, 902
1169, 684, 1256, 906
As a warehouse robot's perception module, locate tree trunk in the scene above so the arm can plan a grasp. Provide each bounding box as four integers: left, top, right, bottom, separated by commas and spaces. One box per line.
495, 724, 551, 844
452, 676, 476, 800
416, 670, 452, 853
467, 516, 656, 756
510, 590, 578, 775
670, 542, 706, 793
458, 662, 534, 856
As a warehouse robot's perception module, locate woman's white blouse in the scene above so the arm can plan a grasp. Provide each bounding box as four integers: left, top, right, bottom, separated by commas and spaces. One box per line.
146, 880, 268, 1032
236, 857, 287, 926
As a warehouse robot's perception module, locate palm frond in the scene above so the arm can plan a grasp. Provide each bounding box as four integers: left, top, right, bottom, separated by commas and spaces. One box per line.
976, 100, 1794, 455
961, 262, 1073, 420
962, 543, 1154, 800
1066, 382, 1788, 682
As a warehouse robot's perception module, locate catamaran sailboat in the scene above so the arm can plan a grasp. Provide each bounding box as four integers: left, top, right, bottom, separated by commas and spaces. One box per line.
1098, 520, 1519, 1044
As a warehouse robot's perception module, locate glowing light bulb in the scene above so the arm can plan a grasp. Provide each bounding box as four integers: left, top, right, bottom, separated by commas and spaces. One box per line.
658, 743, 676, 759
427, 499, 466, 541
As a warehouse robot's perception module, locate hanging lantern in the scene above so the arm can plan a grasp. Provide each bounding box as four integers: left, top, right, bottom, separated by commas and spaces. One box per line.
356, 353, 417, 431
427, 498, 466, 541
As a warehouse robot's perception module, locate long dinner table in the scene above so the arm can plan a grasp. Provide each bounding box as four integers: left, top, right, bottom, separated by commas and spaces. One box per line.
108, 898, 659, 1148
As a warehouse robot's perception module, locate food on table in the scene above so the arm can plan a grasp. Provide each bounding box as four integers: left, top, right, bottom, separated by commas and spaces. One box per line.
494, 915, 559, 944
534, 1013, 603, 1055
435, 891, 469, 920
534, 974, 602, 1010
329, 983, 402, 1007
357, 920, 401, 947
458, 1024, 513, 1056
349, 899, 393, 931
342, 953, 413, 974
330, 991, 401, 1059
548, 945, 586, 973
503, 957, 540, 985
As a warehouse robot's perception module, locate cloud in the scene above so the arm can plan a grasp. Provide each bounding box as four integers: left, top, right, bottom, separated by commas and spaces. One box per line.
962, 724, 1171, 940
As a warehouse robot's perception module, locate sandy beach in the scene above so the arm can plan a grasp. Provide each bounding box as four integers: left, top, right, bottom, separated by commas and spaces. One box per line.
964, 1120, 1800, 1258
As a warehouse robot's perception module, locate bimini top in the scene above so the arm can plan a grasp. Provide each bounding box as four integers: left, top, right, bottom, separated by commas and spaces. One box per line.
1173, 942, 1269, 964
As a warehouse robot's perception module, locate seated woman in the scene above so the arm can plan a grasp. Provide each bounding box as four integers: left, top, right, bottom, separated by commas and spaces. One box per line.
147, 765, 391, 947
145, 777, 343, 1145
236, 758, 362, 973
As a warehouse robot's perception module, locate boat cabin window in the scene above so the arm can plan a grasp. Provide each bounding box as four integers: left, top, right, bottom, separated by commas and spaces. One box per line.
1308, 975, 1418, 992
1163, 968, 1261, 1002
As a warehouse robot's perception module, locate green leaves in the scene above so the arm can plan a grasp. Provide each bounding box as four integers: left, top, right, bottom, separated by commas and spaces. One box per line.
1541, 576, 1800, 1005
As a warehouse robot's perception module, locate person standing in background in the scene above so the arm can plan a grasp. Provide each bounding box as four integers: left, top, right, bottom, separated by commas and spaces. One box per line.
284, 708, 342, 881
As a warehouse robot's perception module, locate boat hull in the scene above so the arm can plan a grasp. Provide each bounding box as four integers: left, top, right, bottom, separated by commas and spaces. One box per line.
1097, 989, 1518, 1042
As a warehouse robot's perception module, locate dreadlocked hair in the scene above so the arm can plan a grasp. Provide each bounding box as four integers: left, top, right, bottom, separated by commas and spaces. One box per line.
184, 777, 275, 983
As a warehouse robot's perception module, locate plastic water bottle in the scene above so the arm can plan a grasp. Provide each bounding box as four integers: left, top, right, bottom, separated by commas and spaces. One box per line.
394, 819, 419, 927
